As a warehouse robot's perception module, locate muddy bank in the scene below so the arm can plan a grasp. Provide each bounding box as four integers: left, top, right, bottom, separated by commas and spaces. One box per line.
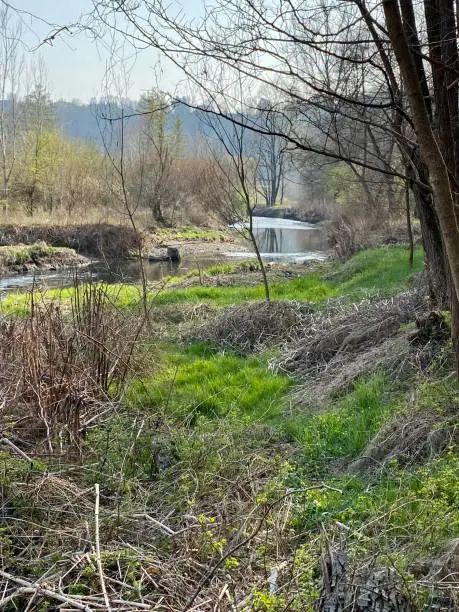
0, 224, 142, 259
147, 236, 248, 259
0, 223, 245, 260
0, 243, 88, 275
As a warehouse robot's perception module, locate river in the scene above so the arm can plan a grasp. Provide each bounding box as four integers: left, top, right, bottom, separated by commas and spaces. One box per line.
230, 216, 328, 261
0, 217, 328, 292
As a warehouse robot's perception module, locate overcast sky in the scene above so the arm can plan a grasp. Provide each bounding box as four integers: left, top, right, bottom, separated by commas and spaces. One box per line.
13, 0, 199, 101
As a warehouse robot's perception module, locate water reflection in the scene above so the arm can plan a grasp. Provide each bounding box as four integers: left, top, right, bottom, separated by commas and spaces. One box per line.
231, 216, 329, 258
255, 226, 328, 254
260, 228, 280, 252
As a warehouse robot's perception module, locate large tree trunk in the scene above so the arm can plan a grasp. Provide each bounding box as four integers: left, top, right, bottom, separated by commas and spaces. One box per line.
398, 0, 452, 307
356, 0, 450, 306
383, 0, 459, 374
407, 158, 449, 307
424, 0, 459, 358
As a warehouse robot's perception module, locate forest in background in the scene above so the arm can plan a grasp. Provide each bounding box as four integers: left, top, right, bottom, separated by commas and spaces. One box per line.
0, 0, 413, 233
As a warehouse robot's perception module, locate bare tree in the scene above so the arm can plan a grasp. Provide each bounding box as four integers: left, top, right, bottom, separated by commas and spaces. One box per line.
201, 104, 271, 301
0, 4, 23, 212
95, 68, 151, 315
88, 0, 459, 371
87, 0, 447, 287
254, 99, 291, 208
137, 92, 181, 225
20, 60, 55, 216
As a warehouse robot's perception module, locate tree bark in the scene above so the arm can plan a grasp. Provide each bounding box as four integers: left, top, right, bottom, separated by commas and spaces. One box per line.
407, 157, 449, 307
405, 179, 414, 267
383, 0, 459, 306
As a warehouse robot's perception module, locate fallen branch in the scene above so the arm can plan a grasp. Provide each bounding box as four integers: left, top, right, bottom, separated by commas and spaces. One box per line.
0, 437, 34, 463
0, 570, 93, 610
94, 483, 112, 611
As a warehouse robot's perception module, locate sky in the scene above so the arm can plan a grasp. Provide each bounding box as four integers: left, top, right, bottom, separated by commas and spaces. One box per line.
11, 0, 202, 101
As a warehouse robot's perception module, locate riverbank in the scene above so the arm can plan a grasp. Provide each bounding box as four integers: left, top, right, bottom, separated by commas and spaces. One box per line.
0, 222, 245, 259
0, 245, 456, 610
0, 243, 88, 275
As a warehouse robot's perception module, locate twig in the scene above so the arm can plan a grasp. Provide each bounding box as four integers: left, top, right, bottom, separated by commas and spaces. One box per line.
0, 437, 34, 462
94, 483, 112, 612
0, 571, 93, 610
0, 587, 36, 609
131, 512, 176, 536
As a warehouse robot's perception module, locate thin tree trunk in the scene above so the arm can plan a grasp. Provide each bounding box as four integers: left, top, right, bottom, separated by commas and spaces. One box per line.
248, 215, 270, 302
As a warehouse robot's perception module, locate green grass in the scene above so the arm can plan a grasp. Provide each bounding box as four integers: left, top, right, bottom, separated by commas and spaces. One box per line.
288, 452, 459, 567
205, 263, 236, 276
283, 376, 394, 475
281, 374, 459, 592
326, 245, 424, 297
84, 342, 292, 484
152, 273, 337, 307
127, 342, 292, 426
155, 226, 232, 242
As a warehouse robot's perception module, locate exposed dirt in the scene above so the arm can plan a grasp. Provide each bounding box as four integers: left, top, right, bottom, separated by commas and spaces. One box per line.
0, 223, 250, 261
147, 235, 249, 258
0, 223, 142, 259
0, 243, 89, 275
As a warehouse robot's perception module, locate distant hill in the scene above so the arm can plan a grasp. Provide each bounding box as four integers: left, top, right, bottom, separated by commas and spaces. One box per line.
52, 99, 204, 145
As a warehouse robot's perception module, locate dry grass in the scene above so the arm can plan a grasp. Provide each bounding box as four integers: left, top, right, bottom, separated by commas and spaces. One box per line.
0, 286, 308, 610
0, 206, 149, 229
191, 300, 314, 354
273, 290, 429, 406
0, 283, 145, 451
0, 422, 305, 611
351, 384, 459, 473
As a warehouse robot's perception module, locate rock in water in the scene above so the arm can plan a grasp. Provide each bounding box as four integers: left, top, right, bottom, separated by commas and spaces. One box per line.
166, 246, 181, 262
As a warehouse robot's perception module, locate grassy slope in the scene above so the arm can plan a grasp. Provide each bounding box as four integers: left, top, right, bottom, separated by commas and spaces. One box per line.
3, 244, 456, 609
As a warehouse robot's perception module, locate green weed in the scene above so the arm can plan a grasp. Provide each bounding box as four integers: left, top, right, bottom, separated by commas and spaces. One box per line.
283, 376, 394, 475
289, 452, 459, 563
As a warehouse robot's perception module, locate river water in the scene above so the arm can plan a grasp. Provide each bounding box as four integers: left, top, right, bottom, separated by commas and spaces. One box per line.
0, 217, 328, 292
230, 216, 328, 261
